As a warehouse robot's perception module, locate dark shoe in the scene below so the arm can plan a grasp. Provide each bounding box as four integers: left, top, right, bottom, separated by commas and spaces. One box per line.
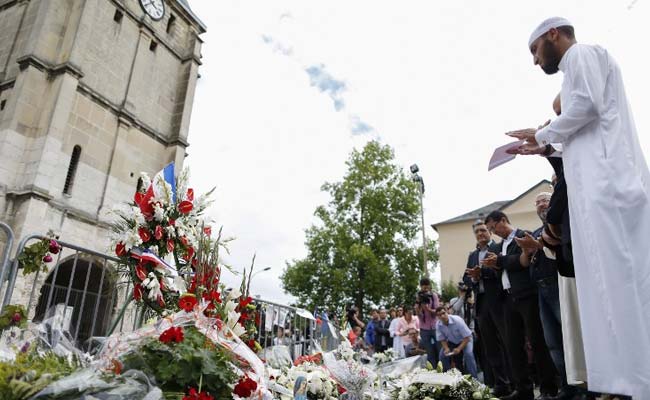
492, 386, 513, 397
501, 390, 535, 400
536, 395, 558, 400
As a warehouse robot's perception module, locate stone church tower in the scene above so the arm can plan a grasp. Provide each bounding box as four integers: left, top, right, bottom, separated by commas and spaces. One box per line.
0, 0, 206, 251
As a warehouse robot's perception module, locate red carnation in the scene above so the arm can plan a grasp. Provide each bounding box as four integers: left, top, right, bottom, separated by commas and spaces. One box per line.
203, 226, 211, 236
168, 219, 176, 226
159, 326, 184, 343
182, 387, 214, 400
138, 227, 151, 243
179, 294, 197, 312
178, 200, 193, 214
239, 296, 253, 309
133, 283, 143, 301
154, 225, 163, 240
166, 239, 174, 253
233, 375, 257, 398
135, 263, 147, 281
115, 242, 127, 257
186, 188, 194, 202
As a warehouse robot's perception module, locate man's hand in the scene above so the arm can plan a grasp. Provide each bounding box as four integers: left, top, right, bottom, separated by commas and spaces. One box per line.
451, 348, 461, 356
466, 266, 481, 280
505, 127, 544, 155
514, 232, 543, 251
480, 252, 498, 269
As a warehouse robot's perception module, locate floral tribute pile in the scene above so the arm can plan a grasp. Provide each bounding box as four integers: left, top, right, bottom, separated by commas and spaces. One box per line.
104, 166, 267, 399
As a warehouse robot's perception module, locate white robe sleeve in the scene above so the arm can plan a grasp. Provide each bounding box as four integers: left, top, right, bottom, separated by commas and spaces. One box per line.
535, 46, 606, 145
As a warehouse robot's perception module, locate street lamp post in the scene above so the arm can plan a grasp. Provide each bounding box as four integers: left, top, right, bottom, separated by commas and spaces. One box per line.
410, 164, 428, 277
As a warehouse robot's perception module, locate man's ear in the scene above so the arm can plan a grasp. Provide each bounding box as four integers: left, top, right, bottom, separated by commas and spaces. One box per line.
547, 27, 560, 43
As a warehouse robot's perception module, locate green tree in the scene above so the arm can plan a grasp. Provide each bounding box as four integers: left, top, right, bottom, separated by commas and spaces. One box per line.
440, 278, 459, 303
282, 141, 438, 316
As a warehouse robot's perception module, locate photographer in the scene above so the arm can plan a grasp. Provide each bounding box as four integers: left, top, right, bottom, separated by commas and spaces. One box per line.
449, 282, 474, 329
345, 306, 365, 330
414, 277, 440, 366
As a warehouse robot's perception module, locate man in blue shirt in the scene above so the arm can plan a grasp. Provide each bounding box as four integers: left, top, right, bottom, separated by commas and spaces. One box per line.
435, 306, 478, 378
364, 309, 378, 352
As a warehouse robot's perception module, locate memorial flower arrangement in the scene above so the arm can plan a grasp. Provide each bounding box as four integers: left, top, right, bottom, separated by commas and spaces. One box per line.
372, 348, 397, 366
270, 361, 339, 400
111, 167, 212, 314
389, 367, 496, 400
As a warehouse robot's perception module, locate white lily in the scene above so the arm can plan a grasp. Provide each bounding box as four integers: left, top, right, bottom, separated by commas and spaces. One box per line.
227, 287, 242, 301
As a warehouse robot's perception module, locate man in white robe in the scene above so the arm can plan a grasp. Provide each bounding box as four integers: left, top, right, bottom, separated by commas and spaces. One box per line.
507, 17, 650, 399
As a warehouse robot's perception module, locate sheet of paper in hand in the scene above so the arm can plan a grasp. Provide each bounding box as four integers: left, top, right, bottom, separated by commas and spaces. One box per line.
488, 140, 524, 171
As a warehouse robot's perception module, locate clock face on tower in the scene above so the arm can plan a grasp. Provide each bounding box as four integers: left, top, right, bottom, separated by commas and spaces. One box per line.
139, 0, 165, 21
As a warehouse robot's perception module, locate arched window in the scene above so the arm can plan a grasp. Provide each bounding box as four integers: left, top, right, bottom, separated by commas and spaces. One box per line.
63, 145, 81, 195
136, 177, 144, 193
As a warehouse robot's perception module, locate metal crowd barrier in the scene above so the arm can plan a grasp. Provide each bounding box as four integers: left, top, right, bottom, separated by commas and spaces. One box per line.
253, 298, 341, 359
0, 233, 142, 349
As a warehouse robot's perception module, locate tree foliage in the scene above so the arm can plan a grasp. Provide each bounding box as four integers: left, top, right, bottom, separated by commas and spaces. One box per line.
282, 141, 438, 316
440, 278, 460, 303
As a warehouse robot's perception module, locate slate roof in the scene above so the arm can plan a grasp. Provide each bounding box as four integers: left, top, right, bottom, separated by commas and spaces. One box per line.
176, 0, 206, 33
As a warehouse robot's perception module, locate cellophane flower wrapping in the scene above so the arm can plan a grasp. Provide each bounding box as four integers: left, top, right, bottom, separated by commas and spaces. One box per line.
322, 352, 375, 400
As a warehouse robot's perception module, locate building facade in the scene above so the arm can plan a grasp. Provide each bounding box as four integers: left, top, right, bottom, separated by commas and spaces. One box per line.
432, 180, 552, 285
0, 0, 205, 336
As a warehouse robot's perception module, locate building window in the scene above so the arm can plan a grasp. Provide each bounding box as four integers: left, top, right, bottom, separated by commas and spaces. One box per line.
136, 177, 144, 193
113, 9, 123, 23
63, 145, 82, 195
166, 15, 176, 34
149, 40, 158, 52
0, 100, 6, 111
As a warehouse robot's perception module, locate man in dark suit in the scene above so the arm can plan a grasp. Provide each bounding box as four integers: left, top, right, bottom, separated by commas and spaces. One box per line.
464, 220, 511, 397
483, 210, 558, 400
373, 308, 392, 353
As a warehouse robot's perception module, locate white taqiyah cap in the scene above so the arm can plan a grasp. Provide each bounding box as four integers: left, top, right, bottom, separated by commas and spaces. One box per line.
528, 17, 573, 47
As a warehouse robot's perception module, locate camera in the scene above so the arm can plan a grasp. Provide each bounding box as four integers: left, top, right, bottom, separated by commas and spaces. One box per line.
416, 290, 433, 305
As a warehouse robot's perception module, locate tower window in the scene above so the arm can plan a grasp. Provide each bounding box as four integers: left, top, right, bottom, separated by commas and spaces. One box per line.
136, 177, 144, 193
113, 9, 123, 23
0, 100, 5, 111
63, 145, 82, 195
166, 15, 176, 34
149, 40, 158, 52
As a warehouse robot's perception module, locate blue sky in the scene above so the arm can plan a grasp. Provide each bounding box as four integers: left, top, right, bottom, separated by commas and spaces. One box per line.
185, 0, 650, 303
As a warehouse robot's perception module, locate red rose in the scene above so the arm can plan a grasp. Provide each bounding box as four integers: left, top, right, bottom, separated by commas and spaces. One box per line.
159, 326, 184, 343
233, 375, 257, 398
135, 263, 147, 281
133, 283, 143, 301
115, 242, 127, 257
138, 227, 151, 243
11, 313, 21, 324
178, 294, 197, 312
186, 188, 194, 202
168, 219, 176, 226
154, 225, 163, 240
180, 236, 189, 246
43, 255, 53, 263
166, 239, 174, 253
178, 200, 193, 214
49, 240, 61, 254
203, 226, 211, 236
181, 388, 213, 400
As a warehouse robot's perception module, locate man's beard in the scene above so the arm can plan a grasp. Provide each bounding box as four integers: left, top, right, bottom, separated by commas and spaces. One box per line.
538, 209, 549, 222
541, 39, 561, 74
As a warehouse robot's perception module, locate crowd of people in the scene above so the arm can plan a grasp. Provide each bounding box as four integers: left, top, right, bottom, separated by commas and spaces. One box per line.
342, 277, 480, 380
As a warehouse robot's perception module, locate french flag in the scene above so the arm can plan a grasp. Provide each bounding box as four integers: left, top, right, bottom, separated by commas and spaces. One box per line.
136, 162, 176, 218
130, 247, 175, 274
